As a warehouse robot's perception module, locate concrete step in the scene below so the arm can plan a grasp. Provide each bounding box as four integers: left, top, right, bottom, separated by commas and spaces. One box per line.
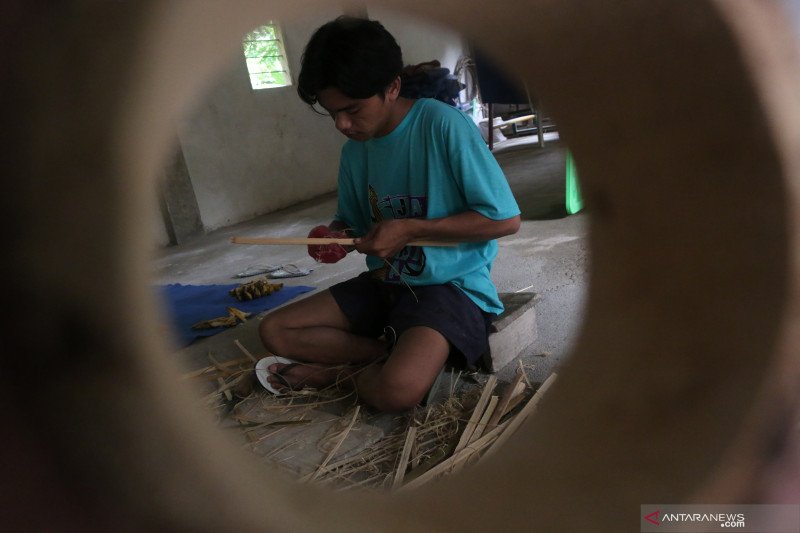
482, 292, 538, 372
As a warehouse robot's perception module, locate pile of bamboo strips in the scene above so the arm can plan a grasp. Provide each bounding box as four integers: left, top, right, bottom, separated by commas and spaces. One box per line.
295, 365, 557, 492
302, 389, 470, 490
396, 367, 557, 491
182, 342, 557, 491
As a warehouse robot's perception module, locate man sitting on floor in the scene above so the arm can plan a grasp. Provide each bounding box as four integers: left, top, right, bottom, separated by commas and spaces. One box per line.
259, 16, 521, 412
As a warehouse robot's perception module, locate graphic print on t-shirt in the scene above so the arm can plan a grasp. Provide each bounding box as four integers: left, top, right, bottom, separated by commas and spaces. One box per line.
368, 185, 428, 281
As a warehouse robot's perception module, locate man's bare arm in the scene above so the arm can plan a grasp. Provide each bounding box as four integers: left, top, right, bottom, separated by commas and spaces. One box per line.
354, 210, 521, 259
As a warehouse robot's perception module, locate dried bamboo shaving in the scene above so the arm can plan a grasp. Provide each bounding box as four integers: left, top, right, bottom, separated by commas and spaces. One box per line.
180, 356, 252, 380
303, 406, 361, 483
302, 396, 467, 489
186, 338, 553, 492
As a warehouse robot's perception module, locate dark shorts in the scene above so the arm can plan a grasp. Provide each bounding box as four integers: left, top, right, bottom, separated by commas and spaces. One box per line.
329, 272, 493, 368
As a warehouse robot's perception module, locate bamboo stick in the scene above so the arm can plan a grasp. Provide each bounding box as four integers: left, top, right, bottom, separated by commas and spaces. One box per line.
180, 356, 252, 380
304, 406, 361, 483
217, 377, 233, 402
410, 438, 421, 470
503, 383, 527, 412
487, 368, 527, 430
501, 386, 529, 417
452, 375, 497, 456
315, 437, 403, 475
398, 421, 509, 491
452, 395, 499, 474
234, 339, 259, 362
391, 426, 418, 489
496, 114, 535, 127
480, 373, 557, 462
469, 395, 498, 441
399, 375, 556, 490
231, 236, 458, 247
208, 353, 238, 376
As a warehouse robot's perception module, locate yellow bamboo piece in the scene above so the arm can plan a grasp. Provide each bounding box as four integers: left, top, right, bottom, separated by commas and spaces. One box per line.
480, 373, 558, 462
487, 364, 528, 429
452, 375, 497, 456
230, 236, 457, 247
500, 386, 529, 418
398, 421, 509, 491
468, 396, 499, 445
452, 395, 499, 474
392, 426, 418, 490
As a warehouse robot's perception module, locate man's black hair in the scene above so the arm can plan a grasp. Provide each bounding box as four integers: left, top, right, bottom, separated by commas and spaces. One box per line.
297, 16, 403, 107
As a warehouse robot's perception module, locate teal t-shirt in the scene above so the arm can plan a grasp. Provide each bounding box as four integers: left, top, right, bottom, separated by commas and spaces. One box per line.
335, 98, 520, 315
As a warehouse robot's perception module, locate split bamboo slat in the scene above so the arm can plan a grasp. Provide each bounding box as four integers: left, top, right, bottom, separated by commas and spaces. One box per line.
480, 373, 558, 462
487, 363, 527, 429
399, 372, 558, 490
392, 426, 418, 489
398, 421, 510, 491
452, 375, 497, 456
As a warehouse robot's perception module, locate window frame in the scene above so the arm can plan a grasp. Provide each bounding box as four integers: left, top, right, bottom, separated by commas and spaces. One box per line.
242, 22, 292, 90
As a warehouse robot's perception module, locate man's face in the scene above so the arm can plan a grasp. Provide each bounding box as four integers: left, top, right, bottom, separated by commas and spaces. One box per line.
317, 86, 396, 141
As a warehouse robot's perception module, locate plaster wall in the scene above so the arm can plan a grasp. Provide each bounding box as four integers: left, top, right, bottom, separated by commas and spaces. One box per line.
175, 10, 346, 233
158, 10, 467, 239
371, 7, 466, 71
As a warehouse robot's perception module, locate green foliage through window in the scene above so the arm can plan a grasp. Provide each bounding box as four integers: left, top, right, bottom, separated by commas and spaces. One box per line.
243, 23, 291, 89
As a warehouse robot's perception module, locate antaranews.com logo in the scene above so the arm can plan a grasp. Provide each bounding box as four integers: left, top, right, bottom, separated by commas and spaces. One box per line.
641, 504, 799, 532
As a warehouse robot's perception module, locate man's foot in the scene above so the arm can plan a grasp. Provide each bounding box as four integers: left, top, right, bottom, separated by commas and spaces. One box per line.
266, 362, 350, 392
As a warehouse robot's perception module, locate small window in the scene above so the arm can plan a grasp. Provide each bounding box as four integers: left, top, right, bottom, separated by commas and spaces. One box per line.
243, 23, 292, 90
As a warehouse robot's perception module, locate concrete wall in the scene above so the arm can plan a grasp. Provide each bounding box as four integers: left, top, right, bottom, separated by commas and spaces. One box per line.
157, 9, 466, 241
175, 9, 347, 233
371, 7, 465, 71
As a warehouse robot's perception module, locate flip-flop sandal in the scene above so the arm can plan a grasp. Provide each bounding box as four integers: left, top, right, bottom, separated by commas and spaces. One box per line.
265, 264, 313, 279
234, 264, 281, 278
255, 355, 303, 395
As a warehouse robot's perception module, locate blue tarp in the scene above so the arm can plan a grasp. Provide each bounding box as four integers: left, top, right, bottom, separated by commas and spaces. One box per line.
157, 283, 315, 346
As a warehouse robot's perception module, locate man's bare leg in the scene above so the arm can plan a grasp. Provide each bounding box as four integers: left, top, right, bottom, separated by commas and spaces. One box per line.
259, 289, 387, 364
264, 325, 450, 412
258, 289, 389, 391
353, 326, 449, 412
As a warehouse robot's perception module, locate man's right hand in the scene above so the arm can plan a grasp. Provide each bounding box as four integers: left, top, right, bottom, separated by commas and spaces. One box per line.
353, 219, 413, 260
307, 225, 349, 263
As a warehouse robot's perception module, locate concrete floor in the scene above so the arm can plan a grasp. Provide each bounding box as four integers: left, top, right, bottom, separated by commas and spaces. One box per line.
153, 134, 589, 386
